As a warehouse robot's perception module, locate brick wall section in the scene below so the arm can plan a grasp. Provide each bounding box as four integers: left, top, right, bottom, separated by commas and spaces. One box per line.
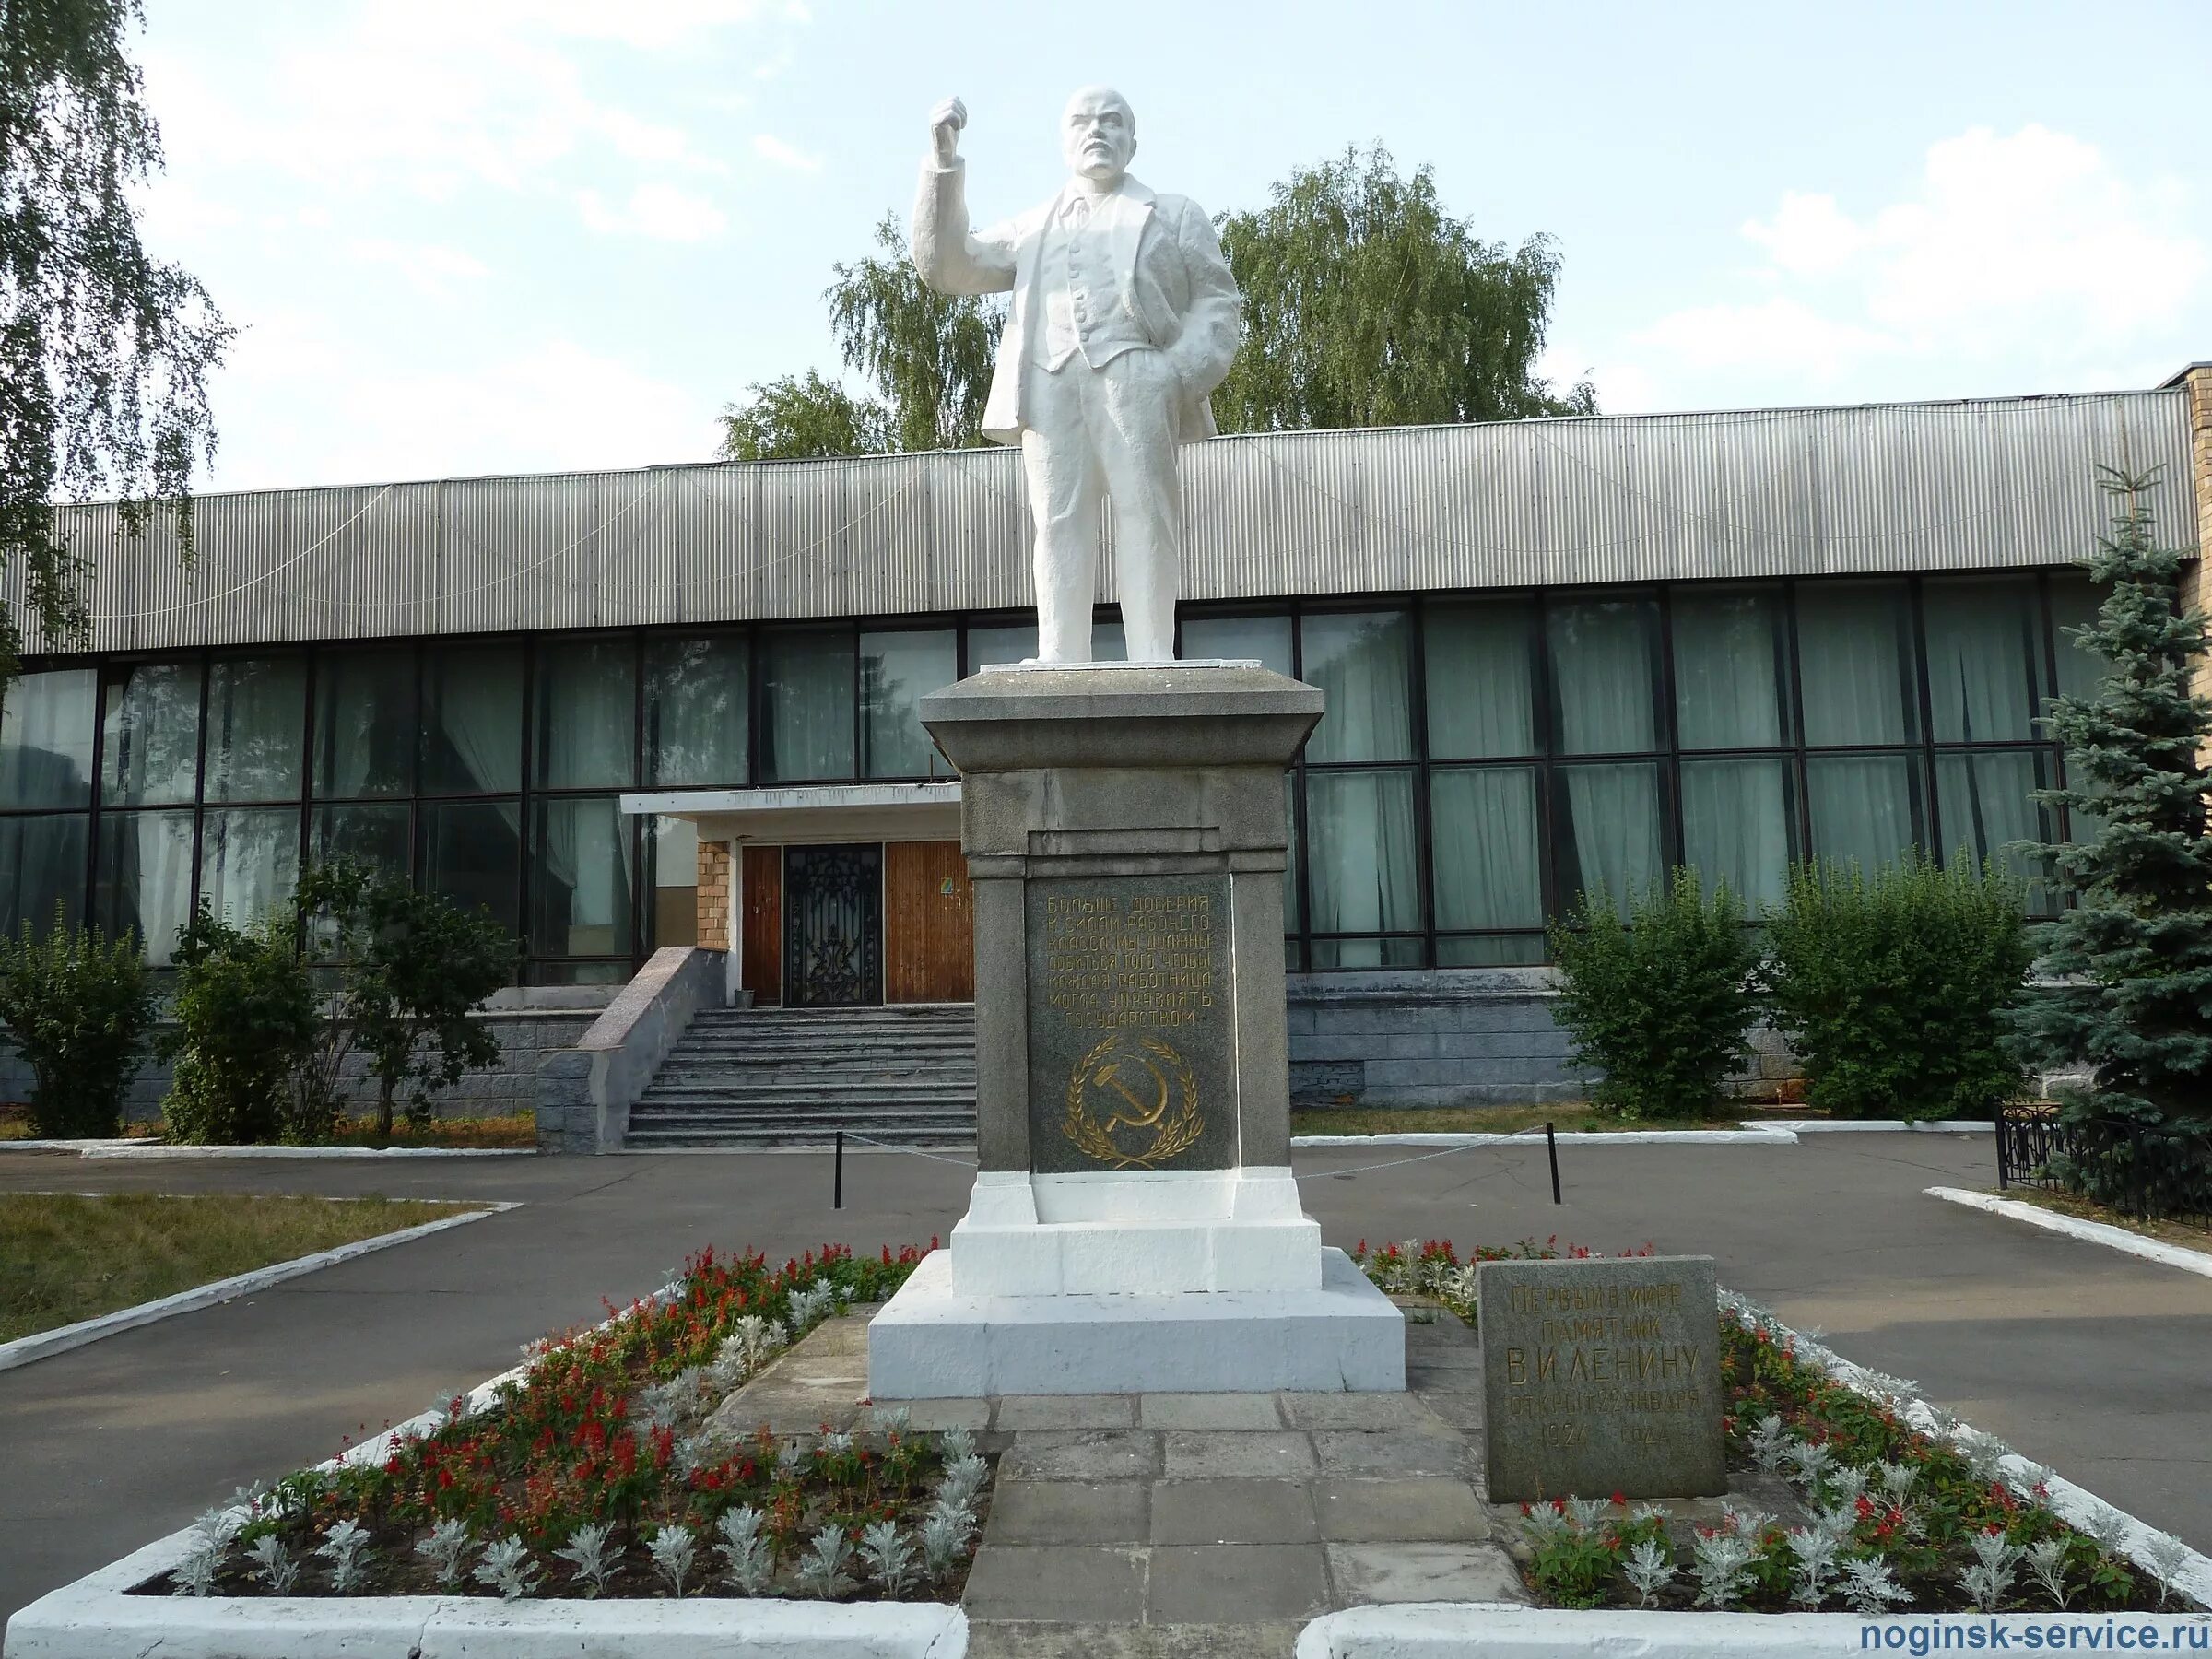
2180, 365, 2212, 747
1287, 969, 1796, 1110
696, 839, 733, 953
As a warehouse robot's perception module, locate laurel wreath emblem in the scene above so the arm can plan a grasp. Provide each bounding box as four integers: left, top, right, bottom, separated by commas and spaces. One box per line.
1062, 1033, 1204, 1171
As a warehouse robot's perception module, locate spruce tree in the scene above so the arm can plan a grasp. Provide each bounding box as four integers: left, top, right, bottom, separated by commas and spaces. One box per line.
2018, 466, 2212, 1212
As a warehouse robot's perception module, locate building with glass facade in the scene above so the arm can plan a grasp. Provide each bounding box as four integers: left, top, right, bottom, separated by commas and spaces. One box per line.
3, 370, 2206, 1105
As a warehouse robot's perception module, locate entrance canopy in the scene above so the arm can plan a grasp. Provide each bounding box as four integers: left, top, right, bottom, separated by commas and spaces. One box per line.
618, 781, 961, 843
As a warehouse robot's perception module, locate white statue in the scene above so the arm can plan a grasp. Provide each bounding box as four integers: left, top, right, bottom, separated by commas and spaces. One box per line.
912, 88, 1241, 665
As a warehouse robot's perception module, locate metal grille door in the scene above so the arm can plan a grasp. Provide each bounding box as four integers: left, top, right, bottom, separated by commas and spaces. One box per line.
782, 843, 883, 1007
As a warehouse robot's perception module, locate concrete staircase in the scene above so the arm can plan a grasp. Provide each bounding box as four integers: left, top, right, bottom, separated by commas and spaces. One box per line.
622, 1004, 977, 1150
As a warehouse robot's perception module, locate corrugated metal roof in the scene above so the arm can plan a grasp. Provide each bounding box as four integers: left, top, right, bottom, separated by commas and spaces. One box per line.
21, 389, 2192, 653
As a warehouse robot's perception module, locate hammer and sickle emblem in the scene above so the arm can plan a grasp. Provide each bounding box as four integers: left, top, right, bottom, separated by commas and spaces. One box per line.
1093, 1057, 1170, 1133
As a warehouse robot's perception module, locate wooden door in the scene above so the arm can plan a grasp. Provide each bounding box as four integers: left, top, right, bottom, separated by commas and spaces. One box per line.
885, 840, 974, 1004
740, 844, 782, 1006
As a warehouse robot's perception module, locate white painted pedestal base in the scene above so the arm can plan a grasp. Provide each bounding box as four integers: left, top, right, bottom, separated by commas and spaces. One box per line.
866, 1246, 1406, 1398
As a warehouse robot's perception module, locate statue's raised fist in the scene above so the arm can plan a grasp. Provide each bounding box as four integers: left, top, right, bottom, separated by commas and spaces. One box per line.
929, 97, 967, 166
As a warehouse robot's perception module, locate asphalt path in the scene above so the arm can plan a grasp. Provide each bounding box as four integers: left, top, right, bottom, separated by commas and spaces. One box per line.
3, 1131, 2207, 1627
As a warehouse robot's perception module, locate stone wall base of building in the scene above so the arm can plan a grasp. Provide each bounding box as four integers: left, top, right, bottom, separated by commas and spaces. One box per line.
1288, 969, 1799, 1112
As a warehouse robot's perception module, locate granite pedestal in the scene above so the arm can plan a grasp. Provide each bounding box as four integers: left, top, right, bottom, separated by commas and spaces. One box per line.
868, 661, 1405, 1396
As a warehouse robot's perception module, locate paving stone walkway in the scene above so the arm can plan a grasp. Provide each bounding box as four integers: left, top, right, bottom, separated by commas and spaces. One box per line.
723, 1302, 1529, 1653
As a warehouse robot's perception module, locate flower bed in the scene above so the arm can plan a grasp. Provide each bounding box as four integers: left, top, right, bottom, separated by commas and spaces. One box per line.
1355, 1240, 2202, 1618
134, 1241, 990, 1605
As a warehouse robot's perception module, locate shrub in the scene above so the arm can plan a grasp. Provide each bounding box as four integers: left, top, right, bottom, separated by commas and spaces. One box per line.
160, 902, 321, 1145
1548, 867, 1763, 1120
0, 909, 156, 1137
1765, 854, 2031, 1122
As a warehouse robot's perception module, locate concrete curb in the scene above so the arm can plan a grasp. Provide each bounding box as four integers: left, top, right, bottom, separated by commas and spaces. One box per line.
1771, 1118, 1994, 1134
1291, 1127, 1800, 1148
0, 1203, 518, 1373
2, 1281, 970, 1659
1926, 1185, 2212, 1280
75, 1144, 533, 1159
1293, 1606, 2211, 1656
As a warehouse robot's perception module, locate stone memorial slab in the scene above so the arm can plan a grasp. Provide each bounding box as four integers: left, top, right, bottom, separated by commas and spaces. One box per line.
1477, 1255, 1725, 1502
1027, 874, 1236, 1174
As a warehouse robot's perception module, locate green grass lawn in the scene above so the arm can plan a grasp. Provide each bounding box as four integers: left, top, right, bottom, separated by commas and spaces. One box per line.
0, 1192, 478, 1343
1289, 1103, 1793, 1136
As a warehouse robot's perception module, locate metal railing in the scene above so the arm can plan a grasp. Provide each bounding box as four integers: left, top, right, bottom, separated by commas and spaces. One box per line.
1996, 1103, 2212, 1228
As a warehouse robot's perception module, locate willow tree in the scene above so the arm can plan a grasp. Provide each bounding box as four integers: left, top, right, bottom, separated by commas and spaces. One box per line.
0, 0, 230, 675
1213, 145, 1593, 433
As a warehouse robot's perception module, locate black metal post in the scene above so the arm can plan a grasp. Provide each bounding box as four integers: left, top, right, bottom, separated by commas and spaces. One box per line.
834, 1130, 844, 1210
1546, 1121, 1561, 1205
1995, 1108, 2010, 1191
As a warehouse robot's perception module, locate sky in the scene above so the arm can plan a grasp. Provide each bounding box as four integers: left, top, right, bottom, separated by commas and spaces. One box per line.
134, 0, 2212, 494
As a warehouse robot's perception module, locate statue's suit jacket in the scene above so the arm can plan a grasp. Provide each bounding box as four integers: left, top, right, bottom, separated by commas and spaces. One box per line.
912, 160, 1241, 447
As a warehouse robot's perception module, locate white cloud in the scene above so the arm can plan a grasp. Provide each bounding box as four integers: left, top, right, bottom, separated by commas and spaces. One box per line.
348, 238, 493, 299
210, 322, 712, 489
577, 182, 729, 241
751, 133, 822, 173
1618, 124, 2207, 403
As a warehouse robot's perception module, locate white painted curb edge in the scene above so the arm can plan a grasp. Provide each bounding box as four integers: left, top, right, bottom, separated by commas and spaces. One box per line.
1927, 1185, 2212, 1279
1291, 1128, 1800, 1148
1293, 1606, 2210, 1658
1, 1283, 970, 1659
0, 1203, 519, 1373
1773, 1118, 1994, 1134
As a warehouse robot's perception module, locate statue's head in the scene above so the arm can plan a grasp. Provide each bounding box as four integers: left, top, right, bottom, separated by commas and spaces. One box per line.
1061, 86, 1135, 186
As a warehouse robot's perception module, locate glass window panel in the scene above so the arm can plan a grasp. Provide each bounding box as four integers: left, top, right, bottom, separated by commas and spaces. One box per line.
201, 806, 300, 929
1090, 620, 1126, 663
0, 813, 88, 934
1674, 587, 1791, 748
1547, 598, 1660, 755
100, 661, 202, 806
531, 796, 635, 960
1439, 935, 1546, 967
1806, 752, 1925, 872
1430, 765, 1543, 930
1681, 757, 1796, 910
1937, 748, 2058, 914
94, 808, 195, 964
645, 634, 748, 788
1182, 614, 1291, 675
1924, 576, 2044, 743
968, 623, 1037, 668
2048, 574, 2105, 707
1305, 769, 1419, 947
311, 802, 411, 877
1552, 761, 1663, 912
760, 629, 855, 782
1311, 936, 1424, 970
537, 640, 637, 789
0, 667, 96, 808
205, 657, 305, 802
1797, 581, 1918, 745
1284, 772, 1300, 933
313, 649, 416, 798
421, 644, 522, 795
535, 960, 632, 985
421, 800, 522, 940
652, 816, 698, 948
862, 629, 957, 779
1302, 611, 1414, 762
1426, 601, 1537, 759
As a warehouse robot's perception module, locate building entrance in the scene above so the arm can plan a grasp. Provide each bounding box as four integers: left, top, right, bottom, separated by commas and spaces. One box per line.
782, 842, 884, 1006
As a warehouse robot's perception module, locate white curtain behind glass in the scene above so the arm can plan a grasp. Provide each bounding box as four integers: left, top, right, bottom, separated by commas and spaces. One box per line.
1548, 602, 1656, 753
1302, 613, 1413, 762
648, 637, 747, 788
765, 633, 854, 781
861, 631, 956, 778
1182, 616, 1292, 675
541, 644, 635, 789
0, 667, 95, 807
1681, 759, 1790, 906
429, 651, 521, 794
1923, 579, 2038, 742
968, 625, 1038, 670
1430, 767, 1541, 928
1426, 604, 1535, 758
1673, 593, 1784, 748
1559, 763, 1661, 909
538, 799, 626, 955
1797, 583, 1914, 744
206, 658, 305, 802
1937, 750, 2049, 904
1807, 755, 1919, 871
1306, 770, 1418, 963
102, 663, 202, 805
204, 808, 300, 929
